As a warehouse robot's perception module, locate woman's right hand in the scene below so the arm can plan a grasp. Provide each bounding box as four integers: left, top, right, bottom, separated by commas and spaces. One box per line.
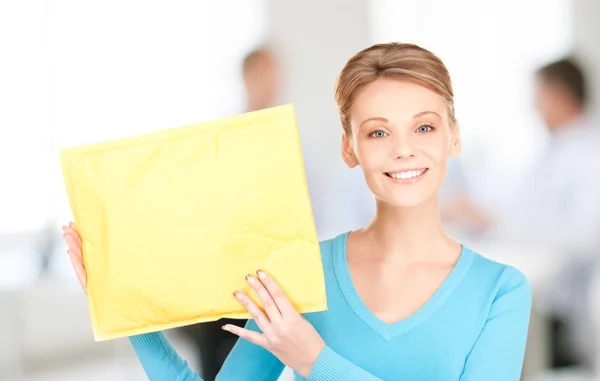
61, 221, 87, 294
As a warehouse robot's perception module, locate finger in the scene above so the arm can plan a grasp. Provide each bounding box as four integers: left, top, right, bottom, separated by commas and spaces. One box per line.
67, 249, 87, 294
234, 291, 272, 334
62, 225, 82, 246
222, 324, 268, 348
63, 233, 82, 257
257, 270, 296, 316
67, 222, 82, 246
246, 274, 281, 322
63, 231, 82, 252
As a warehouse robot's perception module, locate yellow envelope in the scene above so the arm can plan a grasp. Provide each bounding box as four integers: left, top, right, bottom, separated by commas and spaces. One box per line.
60, 104, 326, 341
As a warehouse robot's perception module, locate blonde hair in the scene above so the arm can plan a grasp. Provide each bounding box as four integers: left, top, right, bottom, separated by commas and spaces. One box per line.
334, 43, 456, 135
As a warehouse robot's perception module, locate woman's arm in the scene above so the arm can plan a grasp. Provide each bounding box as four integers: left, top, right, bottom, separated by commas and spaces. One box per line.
129, 319, 285, 381
459, 266, 532, 380
130, 323, 386, 381
129, 332, 201, 381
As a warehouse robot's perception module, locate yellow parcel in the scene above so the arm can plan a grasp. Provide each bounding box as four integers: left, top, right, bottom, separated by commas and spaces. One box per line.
60, 104, 326, 341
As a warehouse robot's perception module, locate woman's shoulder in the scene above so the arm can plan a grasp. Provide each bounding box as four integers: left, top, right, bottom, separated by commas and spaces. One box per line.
316, 231, 349, 269
463, 246, 532, 302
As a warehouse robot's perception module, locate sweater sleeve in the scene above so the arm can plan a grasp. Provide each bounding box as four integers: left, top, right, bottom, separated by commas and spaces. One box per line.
459, 266, 532, 380
307, 346, 384, 381
129, 319, 285, 381
129, 332, 201, 381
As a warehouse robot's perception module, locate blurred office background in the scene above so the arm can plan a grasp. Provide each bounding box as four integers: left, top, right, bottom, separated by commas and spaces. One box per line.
1, 0, 599, 380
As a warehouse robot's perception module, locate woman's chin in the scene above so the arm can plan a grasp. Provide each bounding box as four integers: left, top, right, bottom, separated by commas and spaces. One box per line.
375, 191, 438, 210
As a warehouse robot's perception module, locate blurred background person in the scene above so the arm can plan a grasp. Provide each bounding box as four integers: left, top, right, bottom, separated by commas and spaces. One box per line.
177, 45, 283, 381
496, 57, 600, 370
492, 58, 600, 251
242, 47, 281, 113
463, 57, 600, 372
443, 58, 600, 251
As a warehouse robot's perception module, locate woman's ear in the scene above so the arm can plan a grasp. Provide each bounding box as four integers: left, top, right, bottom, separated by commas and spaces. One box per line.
341, 133, 359, 168
449, 121, 462, 158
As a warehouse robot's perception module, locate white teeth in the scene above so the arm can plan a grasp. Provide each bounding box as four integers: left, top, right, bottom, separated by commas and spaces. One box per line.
390, 170, 423, 179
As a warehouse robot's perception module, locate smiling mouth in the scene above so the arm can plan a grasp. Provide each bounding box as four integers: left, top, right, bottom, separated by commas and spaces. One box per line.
385, 168, 428, 180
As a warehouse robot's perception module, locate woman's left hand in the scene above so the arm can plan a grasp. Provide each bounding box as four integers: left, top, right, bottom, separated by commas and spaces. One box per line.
222, 270, 326, 378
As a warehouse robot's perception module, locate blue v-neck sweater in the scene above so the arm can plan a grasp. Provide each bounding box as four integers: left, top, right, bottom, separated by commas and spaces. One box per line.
129, 231, 532, 380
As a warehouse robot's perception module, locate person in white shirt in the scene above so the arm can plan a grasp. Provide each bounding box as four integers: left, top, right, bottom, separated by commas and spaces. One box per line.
493, 58, 600, 369
495, 59, 600, 250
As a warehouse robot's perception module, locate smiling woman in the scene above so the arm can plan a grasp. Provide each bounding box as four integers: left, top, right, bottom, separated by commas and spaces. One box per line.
62, 42, 531, 381
339, 44, 461, 210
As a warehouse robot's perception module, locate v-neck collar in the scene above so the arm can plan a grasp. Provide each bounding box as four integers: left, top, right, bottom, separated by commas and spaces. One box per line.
332, 231, 474, 341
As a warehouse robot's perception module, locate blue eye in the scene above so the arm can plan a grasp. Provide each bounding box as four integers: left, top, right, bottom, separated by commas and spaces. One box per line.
417, 124, 434, 133
370, 130, 387, 138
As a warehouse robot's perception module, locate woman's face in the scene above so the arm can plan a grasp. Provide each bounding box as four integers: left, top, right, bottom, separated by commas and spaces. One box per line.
342, 78, 461, 209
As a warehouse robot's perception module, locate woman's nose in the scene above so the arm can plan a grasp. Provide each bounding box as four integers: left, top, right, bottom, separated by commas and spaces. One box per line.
393, 135, 415, 158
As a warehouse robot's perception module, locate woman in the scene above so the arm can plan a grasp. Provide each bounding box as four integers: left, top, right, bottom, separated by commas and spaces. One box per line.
62, 42, 532, 380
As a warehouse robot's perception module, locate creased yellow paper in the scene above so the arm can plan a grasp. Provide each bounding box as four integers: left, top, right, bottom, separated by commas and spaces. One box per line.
60, 104, 326, 341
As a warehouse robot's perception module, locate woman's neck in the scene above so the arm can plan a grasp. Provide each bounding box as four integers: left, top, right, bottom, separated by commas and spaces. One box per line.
357, 197, 457, 263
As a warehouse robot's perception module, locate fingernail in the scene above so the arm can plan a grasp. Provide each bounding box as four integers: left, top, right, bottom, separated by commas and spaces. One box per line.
257, 270, 266, 280
222, 325, 230, 331
233, 291, 242, 298
245, 274, 255, 285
